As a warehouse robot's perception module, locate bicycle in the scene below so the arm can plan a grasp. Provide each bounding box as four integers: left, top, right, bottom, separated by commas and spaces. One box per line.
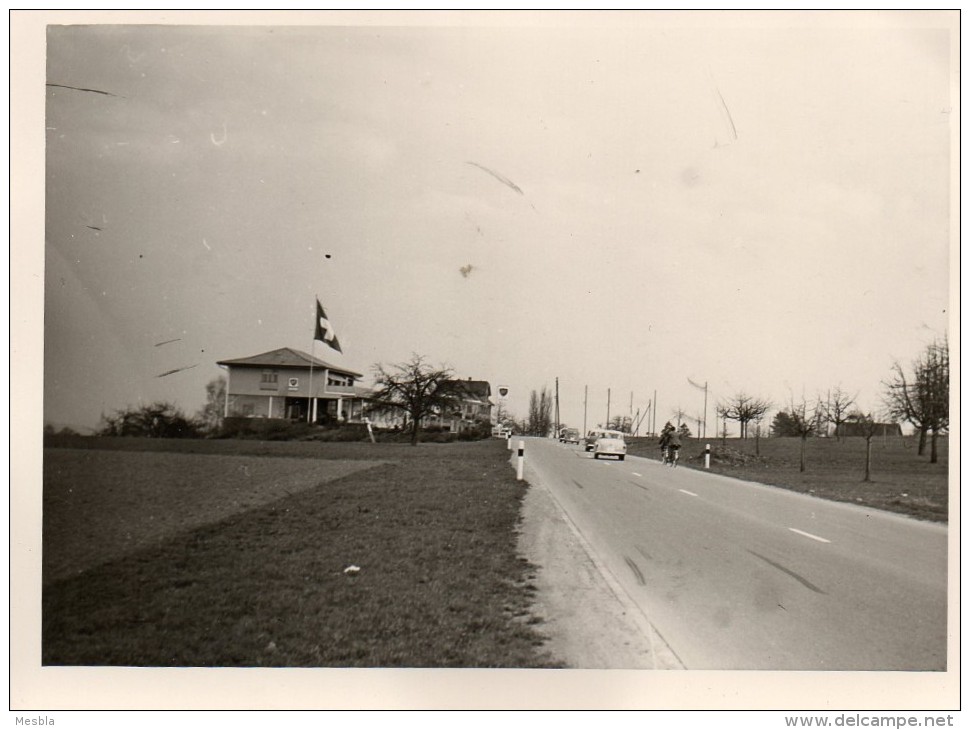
663, 445, 680, 467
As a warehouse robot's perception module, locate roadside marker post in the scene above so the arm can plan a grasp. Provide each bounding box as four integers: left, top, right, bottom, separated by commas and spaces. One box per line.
516, 440, 525, 481
704, 443, 711, 470
507, 433, 512, 450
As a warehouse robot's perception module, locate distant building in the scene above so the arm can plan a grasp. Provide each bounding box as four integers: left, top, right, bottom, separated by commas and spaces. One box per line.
216, 347, 366, 423
427, 378, 494, 432
839, 421, 903, 438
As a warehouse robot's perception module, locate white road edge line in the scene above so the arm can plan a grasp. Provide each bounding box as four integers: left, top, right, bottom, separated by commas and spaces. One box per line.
788, 527, 831, 544
678, 489, 698, 497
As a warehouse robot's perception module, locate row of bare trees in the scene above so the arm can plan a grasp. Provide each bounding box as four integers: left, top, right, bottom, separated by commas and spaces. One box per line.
526, 387, 554, 436
665, 335, 949, 469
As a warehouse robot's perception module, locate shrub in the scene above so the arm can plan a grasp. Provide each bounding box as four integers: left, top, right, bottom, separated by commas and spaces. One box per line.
98, 402, 201, 439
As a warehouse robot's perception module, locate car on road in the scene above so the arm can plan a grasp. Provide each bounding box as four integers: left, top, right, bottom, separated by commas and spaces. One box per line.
584, 428, 618, 451
592, 431, 627, 461
584, 428, 625, 452
560, 428, 580, 444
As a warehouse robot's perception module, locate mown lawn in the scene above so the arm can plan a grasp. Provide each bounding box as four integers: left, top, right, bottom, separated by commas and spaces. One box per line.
43, 437, 557, 668
626, 434, 949, 522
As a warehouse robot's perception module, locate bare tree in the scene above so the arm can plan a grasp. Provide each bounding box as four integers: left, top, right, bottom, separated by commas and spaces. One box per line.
370, 354, 456, 445
753, 414, 766, 456
196, 375, 227, 435
822, 386, 857, 441
670, 406, 689, 427
788, 395, 822, 473
717, 392, 771, 440
849, 411, 882, 482
884, 335, 949, 463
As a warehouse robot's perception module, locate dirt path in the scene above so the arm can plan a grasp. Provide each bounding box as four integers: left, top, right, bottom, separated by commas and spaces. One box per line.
516, 461, 683, 669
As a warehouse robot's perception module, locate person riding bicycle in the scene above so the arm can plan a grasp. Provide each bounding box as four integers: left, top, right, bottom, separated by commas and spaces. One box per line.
666, 426, 683, 466
658, 422, 675, 463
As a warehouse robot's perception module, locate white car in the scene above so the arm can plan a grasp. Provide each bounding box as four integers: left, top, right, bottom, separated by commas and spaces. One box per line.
584, 428, 622, 452
590, 430, 627, 460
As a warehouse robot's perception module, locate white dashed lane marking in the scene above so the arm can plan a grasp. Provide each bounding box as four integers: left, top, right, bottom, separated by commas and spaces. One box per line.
679, 489, 698, 497
789, 528, 831, 544
631, 472, 642, 477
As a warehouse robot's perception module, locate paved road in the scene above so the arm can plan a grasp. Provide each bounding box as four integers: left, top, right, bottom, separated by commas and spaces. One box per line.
521, 437, 948, 670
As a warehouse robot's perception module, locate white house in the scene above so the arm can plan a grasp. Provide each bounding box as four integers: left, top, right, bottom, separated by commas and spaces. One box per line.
216, 347, 367, 424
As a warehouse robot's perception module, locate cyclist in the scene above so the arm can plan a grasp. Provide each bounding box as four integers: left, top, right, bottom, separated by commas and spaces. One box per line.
658, 422, 675, 464
666, 426, 682, 467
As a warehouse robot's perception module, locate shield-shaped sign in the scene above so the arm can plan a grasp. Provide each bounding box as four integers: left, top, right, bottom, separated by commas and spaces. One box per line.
498, 386, 510, 400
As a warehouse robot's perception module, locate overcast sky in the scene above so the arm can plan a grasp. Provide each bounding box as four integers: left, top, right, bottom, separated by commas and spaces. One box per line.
38, 11, 956, 434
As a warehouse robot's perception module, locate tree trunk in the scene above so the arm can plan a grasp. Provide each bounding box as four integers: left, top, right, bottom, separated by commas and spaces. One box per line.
800, 435, 807, 473
864, 435, 873, 482
930, 428, 939, 464
410, 420, 420, 446
918, 427, 928, 455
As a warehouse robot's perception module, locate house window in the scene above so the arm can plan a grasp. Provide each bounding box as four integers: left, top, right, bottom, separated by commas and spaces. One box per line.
260, 370, 278, 390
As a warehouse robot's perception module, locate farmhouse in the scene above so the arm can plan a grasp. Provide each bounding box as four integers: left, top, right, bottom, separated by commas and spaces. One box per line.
216, 348, 496, 432
423, 378, 494, 432
216, 347, 366, 424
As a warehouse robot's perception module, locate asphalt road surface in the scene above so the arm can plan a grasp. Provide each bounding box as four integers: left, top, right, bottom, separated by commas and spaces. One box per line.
521, 437, 948, 670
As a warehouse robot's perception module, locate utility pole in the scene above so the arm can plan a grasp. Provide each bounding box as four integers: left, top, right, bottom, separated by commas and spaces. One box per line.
688, 378, 709, 439
583, 384, 588, 436
606, 388, 611, 427
653, 389, 657, 435
555, 377, 560, 437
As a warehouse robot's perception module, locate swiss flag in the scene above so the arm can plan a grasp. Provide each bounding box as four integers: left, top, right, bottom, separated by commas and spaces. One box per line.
314, 299, 342, 353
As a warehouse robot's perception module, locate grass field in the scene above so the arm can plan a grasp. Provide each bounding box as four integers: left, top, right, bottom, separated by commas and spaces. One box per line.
626, 434, 950, 522
43, 437, 558, 668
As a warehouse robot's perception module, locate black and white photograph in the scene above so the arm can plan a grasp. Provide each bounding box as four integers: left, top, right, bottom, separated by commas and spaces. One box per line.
11, 8, 959, 718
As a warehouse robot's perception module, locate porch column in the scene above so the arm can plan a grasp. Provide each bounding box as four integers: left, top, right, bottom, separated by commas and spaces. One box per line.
337, 397, 343, 420
268, 395, 273, 418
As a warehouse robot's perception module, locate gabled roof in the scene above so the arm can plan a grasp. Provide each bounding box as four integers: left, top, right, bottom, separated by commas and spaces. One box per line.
216, 347, 363, 378
441, 379, 492, 402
